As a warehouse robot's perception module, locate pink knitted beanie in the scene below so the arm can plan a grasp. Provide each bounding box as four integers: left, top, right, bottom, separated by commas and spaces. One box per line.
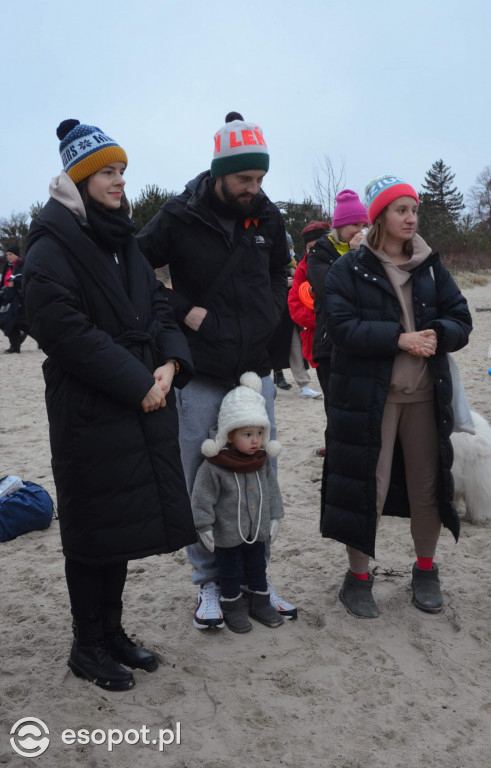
331, 190, 369, 228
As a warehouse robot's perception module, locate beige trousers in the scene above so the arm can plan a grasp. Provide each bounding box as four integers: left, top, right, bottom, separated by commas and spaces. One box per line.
289, 326, 311, 388
348, 399, 441, 574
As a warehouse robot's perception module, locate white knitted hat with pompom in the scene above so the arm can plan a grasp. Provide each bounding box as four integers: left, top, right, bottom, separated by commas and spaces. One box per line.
201, 372, 281, 459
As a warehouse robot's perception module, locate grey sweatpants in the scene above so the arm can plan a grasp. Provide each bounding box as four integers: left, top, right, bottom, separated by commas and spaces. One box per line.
176, 374, 277, 586
348, 399, 441, 574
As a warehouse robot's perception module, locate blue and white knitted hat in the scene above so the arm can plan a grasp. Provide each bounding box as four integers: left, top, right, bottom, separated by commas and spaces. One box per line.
56, 119, 128, 183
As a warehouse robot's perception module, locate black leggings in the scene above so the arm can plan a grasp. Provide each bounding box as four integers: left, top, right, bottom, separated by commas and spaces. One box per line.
65, 558, 128, 621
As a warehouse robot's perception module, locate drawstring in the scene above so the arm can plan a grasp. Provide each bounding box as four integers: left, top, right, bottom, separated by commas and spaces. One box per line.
234, 471, 263, 544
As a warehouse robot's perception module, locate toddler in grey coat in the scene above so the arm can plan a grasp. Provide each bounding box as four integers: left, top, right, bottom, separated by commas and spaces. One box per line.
191, 372, 285, 633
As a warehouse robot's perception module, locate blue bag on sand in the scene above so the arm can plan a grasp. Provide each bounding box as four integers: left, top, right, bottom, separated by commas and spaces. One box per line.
0, 478, 54, 543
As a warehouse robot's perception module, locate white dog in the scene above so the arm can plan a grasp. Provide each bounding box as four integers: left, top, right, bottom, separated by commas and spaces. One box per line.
451, 411, 491, 523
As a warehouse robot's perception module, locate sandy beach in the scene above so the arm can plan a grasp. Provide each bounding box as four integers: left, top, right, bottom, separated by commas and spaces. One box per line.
1, 281, 490, 768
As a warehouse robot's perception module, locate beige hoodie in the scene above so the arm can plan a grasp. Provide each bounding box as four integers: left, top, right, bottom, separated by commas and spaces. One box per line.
362, 233, 434, 403
49, 171, 87, 220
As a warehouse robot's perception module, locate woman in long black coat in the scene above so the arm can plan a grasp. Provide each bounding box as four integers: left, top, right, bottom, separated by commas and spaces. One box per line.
23, 119, 196, 691
322, 175, 472, 619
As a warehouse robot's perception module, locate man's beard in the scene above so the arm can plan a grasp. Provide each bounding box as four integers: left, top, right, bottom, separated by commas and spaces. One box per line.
219, 178, 260, 217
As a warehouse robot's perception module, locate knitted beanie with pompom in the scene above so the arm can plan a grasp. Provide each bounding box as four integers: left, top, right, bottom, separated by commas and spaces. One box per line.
211, 112, 270, 177
201, 372, 281, 458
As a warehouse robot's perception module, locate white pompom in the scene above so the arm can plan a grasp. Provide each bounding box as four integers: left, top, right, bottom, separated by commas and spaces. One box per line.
201, 438, 220, 457
239, 371, 262, 392
265, 439, 282, 458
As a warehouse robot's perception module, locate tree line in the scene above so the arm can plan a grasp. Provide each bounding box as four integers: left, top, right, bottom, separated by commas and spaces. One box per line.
2, 161, 491, 271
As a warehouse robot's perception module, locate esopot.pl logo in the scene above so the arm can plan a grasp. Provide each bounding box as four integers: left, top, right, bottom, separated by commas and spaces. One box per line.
10, 717, 50, 758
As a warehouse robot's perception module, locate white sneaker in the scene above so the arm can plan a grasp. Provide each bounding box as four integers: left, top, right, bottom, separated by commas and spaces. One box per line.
266, 580, 297, 619
300, 386, 322, 399
193, 582, 225, 629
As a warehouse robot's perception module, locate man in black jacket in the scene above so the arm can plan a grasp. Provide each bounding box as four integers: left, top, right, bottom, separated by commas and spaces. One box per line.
138, 112, 297, 628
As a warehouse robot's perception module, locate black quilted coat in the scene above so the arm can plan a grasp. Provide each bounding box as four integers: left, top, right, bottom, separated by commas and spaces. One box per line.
321, 245, 472, 558
23, 199, 197, 565
137, 171, 289, 387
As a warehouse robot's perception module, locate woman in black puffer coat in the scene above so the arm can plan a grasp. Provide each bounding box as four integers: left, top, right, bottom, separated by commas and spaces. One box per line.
23, 120, 196, 691
322, 174, 472, 619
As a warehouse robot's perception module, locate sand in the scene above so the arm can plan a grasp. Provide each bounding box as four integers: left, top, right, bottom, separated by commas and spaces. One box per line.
0, 282, 490, 768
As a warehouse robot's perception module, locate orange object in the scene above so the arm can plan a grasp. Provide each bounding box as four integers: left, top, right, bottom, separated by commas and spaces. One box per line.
298, 281, 314, 310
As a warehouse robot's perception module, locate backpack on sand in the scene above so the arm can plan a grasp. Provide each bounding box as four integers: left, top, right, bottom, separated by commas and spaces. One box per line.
0, 476, 54, 543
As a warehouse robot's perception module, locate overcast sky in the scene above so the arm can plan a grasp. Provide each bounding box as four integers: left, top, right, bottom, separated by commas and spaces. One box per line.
2, 0, 490, 221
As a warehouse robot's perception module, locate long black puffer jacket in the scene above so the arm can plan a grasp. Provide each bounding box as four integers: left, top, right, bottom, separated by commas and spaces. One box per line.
24, 197, 197, 565
321, 244, 472, 558
137, 171, 289, 387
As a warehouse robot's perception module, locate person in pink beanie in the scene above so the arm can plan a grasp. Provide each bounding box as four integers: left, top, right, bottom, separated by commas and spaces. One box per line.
307, 190, 368, 413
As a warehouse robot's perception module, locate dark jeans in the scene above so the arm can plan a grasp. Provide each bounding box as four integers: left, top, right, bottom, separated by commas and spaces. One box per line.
65, 558, 128, 624
215, 541, 267, 599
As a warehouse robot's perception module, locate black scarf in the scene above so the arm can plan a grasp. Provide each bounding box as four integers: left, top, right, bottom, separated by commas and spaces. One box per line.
86, 201, 135, 252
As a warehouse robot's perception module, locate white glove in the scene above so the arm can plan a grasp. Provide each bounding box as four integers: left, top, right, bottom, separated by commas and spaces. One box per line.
270, 519, 280, 545
198, 529, 215, 552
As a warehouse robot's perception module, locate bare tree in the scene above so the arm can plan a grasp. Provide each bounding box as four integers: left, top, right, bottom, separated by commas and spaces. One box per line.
312, 155, 346, 220
468, 165, 491, 230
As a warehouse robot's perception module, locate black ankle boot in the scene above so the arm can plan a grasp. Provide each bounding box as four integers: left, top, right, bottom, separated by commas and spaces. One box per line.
248, 592, 284, 627
68, 639, 135, 691
105, 627, 158, 672
339, 571, 379, 618
274, 370, 292, 390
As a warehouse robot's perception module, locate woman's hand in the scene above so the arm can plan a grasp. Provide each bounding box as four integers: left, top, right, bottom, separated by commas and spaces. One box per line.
141, 381, 167, 412
349, 232, 364, 249
154, 361, 176, 399
398, 329, 437, 357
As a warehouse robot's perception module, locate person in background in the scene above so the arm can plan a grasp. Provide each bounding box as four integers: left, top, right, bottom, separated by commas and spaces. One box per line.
23, 119, 196, 691
307, 191, 369, 416
321, 175, 472, 619
1, 243, 28, 353
137, 112, 297, 628
272, 232, 321, 398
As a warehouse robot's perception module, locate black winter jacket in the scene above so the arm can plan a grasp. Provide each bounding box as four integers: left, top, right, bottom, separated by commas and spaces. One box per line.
307, 234, 343, 362
137, 172, 289, 386
23, 199, 197, 565
321, 245, 472, 558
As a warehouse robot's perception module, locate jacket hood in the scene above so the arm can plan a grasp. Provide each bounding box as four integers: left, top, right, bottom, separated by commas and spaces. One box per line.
360, 232, 432, 268
49, 171, 87, 221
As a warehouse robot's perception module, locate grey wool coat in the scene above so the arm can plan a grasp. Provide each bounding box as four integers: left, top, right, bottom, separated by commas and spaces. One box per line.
191, 458, 284, 548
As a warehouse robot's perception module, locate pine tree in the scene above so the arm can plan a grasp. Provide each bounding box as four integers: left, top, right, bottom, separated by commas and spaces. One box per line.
130, 185, 176, 233
421, 159, 464, 222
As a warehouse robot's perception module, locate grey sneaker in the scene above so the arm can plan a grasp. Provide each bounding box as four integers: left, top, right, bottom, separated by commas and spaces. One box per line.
411, 563, 443, 613
339, 571, 379, 618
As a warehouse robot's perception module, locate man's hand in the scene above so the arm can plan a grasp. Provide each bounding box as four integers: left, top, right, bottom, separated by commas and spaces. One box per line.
184, 306, 207, 331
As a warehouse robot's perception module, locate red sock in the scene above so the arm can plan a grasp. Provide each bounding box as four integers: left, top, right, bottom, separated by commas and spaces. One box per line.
350, 571, 369, 581
417, 556, 433, 570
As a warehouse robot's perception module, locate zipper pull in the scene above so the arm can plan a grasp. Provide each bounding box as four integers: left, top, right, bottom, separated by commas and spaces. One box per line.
113, 253, 119, 264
